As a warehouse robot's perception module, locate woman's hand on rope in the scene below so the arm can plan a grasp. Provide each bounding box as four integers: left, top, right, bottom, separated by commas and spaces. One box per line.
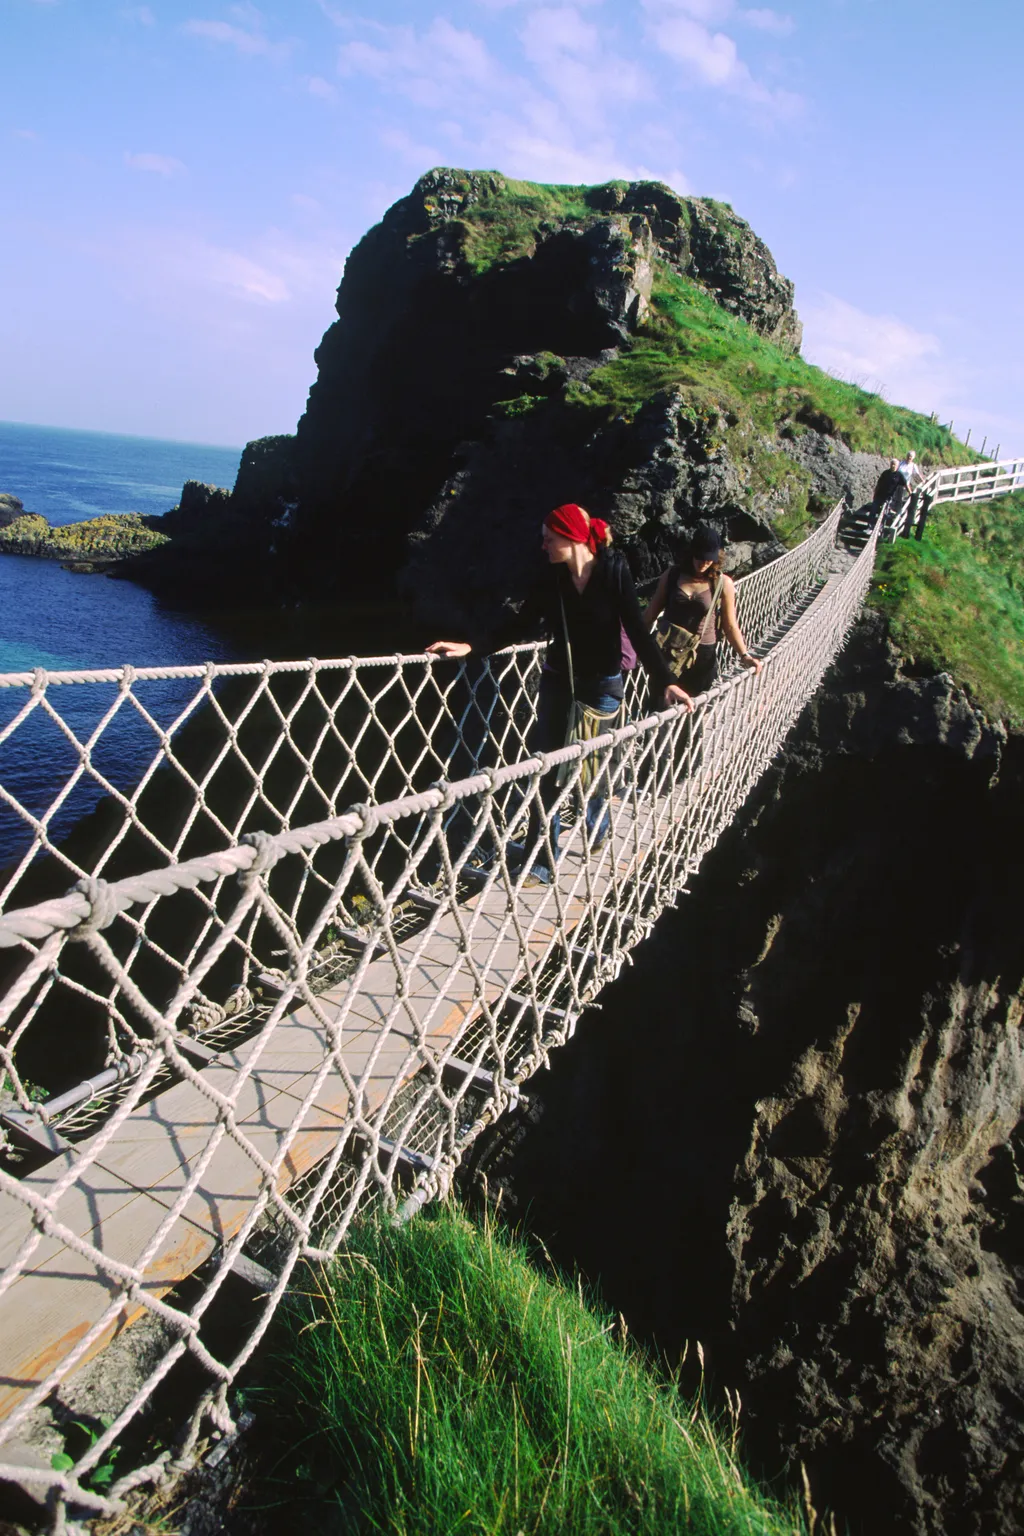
739, 653, 762, 675
426, 641, 472, 659
663, 683, 693, 712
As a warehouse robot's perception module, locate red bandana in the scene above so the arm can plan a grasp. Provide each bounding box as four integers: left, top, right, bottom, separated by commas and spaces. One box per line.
545, 503, 609, 554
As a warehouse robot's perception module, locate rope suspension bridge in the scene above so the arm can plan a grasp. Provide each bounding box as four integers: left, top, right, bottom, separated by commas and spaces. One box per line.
0, 455, 1019, 1520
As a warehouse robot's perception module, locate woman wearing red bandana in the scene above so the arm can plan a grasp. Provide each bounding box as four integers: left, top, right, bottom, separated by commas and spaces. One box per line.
428, 504, 691, 883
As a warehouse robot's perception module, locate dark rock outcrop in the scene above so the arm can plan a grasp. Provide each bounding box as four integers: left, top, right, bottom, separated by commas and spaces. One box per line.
0, 493, 25, 528
478, 615, 1024, 1536
120, 441, 296, 606
781, 428, 889, 517
283, 170, 804, 623
125, 170, 834, 621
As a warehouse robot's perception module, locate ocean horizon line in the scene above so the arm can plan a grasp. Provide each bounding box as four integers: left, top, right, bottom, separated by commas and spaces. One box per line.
0, 417, 245, 454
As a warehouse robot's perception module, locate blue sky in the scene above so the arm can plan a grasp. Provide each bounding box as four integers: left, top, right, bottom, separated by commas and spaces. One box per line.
3, 0, 1022, 456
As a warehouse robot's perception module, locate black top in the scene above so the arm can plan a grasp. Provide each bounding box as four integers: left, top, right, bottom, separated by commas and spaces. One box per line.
874, 468, 903, 502
491, 549, 673, 696
664, 568, 719, 645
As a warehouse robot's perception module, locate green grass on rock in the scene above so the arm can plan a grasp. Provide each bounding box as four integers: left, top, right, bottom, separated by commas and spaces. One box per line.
575, 264, 972, 465
869, 491, 1024, 725
0, 511, 168, 562
259, 1206, 805, 1535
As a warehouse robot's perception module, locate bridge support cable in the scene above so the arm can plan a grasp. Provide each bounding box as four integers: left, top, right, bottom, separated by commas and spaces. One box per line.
0, 454, 1009, 1512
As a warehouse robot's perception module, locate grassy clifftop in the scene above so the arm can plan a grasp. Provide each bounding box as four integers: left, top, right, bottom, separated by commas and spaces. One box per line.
580, 265, 966, 462
257, 1206, 807, 1535
870, 492, 1024, 726
440, 171, 972, 465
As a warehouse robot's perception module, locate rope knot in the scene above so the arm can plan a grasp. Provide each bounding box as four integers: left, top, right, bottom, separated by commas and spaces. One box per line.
239, 830, 284, 885
348, 802, 380, 841
428, 778, 457, 813
70, 876, 120, 939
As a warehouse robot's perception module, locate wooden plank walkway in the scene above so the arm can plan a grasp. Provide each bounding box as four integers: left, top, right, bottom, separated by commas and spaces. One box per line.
0, 783, 653, 1425
0, 565, 844, 1426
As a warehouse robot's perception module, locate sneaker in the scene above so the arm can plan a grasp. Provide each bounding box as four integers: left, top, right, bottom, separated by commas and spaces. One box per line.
522, 861, 554, 888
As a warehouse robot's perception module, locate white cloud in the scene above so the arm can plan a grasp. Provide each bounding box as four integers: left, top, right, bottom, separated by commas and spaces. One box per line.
659, 0, 735, 23
643, 0, 801, 115
741, 8, 794, 35
120, 5, 155, 23
339, 18, 501, 108
306, 74, 336, 99
332, 9, 691, 201
183, 18, 291, 59
381, 126, 444, 168
124, 151, 187, 176
89, 224, 346, 309
521, 6, 599, 61
801, 293, 945, 400
519, 7, 647, 129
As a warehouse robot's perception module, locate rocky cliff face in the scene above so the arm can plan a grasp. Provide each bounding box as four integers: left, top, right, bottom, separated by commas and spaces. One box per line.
284, 170, 805, 620
127, 170, 892, 624
475, 615, 1024, 1536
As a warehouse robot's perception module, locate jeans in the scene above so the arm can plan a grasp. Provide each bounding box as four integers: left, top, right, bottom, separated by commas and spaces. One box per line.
524, 669, 622, 874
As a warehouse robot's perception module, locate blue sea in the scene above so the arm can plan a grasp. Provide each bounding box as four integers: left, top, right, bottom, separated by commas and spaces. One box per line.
0, 420, 242, 674
0, 421, 244, 863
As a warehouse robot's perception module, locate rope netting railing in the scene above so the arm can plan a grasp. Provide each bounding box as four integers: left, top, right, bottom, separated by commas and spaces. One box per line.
0, 501, 859, 1518
0, 503, 841, 1108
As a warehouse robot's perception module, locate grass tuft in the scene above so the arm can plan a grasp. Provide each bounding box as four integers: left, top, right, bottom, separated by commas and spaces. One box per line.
258, 1205, 804, 1534
869, 491, 1024, 725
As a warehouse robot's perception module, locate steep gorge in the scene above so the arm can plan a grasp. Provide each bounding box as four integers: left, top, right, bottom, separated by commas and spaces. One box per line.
473, 615, 1024, 1535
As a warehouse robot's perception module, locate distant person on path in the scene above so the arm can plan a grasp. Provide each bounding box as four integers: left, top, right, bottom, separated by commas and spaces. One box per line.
427, 504, 691, 883
643, 524, 762, 698
897, 450, 925, 536
873, 459, 903, 532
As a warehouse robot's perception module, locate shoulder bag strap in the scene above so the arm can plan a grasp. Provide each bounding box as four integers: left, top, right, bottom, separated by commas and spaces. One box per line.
696, 574, 725, 643
558, 583, 577, 700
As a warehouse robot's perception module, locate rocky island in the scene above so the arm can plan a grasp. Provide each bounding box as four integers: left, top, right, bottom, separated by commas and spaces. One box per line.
120, 169, 967, 628
0, 492, 167, 571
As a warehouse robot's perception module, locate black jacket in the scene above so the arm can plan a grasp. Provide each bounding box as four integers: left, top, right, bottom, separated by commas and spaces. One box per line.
873, 468, 903, 503
491, 549, 673, 696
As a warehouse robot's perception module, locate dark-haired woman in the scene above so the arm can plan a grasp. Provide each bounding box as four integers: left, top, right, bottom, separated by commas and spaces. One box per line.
643, 524, 762, 695
428, 503, 692, 882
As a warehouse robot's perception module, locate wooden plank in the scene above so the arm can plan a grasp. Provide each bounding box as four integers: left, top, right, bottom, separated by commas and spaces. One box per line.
0, 792, 652, 1426
0, 1156, 216, 1423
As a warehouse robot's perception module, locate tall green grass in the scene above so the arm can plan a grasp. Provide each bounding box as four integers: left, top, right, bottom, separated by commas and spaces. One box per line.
435, 173, 973, 470
260, 1207, 806, 1535
575, 265, 971, 465
870, 491, 1024, 725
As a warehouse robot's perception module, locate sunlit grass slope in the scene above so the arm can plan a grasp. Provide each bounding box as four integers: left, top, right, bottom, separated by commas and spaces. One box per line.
583, 265, 970, 465
261, 1206, 805, 1535
870, 491, 1024, 725
441, 172, 973, 468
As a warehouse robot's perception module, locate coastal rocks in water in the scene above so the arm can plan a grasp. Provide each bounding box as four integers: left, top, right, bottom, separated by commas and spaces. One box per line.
0, 493, 26, 528
121, 445, 295, 606
0, 506, 167, 565
484, 612, 1024, 1536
